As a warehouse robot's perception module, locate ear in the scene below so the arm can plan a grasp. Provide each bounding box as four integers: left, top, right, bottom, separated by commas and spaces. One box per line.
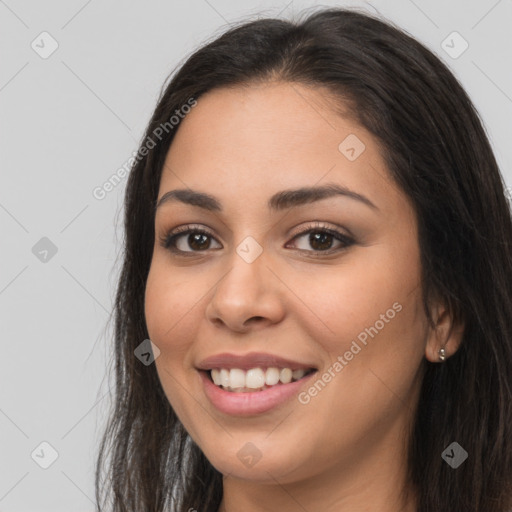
424, 302, 464, 363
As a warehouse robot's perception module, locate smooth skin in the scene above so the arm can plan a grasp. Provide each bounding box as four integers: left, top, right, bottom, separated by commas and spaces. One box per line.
144, 81, 463, 512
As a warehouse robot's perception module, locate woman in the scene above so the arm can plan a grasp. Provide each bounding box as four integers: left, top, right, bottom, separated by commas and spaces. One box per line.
95, 7, 512, 512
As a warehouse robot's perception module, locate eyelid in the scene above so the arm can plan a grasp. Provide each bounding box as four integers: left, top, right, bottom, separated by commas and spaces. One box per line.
287, 220, 354, 241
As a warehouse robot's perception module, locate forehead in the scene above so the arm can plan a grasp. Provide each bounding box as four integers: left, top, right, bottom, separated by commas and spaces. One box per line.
158, 82, 401, 215
165, 81, 366, 164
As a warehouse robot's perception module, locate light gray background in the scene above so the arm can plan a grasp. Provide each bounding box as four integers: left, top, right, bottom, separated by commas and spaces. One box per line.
0, 0, 510, 510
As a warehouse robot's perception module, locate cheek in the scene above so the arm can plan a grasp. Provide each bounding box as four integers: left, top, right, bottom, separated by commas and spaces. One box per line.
144, 262, 204, 427
144, 261, 201, 357
294, 251, 421, 349
289, 243, 426, 407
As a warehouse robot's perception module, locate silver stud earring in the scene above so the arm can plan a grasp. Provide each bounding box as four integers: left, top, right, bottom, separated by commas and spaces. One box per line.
438, 347, 446, 362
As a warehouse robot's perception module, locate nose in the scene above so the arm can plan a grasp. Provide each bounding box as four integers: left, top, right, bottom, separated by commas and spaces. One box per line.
204, 249, 286, 333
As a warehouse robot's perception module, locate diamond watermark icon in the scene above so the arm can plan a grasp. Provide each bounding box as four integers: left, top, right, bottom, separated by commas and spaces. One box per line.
441, 31, 469, 59
31, 31, 59, 59
237, 442, 262, 468
134, 338, 161, 365
441, 441, 468, 468
31, 441, 59, 469
236, 236, 263, 264
32, 237, 58, 263
338, 134, 366, 161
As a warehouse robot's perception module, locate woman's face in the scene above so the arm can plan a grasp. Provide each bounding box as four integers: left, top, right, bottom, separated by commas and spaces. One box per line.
145, 81, 431, 486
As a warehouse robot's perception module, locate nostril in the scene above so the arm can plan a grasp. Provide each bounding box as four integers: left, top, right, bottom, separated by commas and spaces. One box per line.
242, 316, 266, 328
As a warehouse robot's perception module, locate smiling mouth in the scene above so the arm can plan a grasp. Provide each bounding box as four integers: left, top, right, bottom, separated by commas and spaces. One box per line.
203, 367, 317, 393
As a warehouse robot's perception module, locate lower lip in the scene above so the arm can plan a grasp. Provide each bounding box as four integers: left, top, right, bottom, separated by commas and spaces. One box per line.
199, 370, 317, 416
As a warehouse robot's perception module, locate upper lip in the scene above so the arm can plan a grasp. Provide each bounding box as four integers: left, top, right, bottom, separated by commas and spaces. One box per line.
196, 352, 317, 371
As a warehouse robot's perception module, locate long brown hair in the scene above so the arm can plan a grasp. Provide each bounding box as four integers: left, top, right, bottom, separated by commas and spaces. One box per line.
95, 7, 512, 511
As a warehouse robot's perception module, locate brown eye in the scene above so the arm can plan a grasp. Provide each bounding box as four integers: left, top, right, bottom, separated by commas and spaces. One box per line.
160, 227, 221, 255
307, 231, 336, 251
184, 232, 211, 251
289, 226, 354, 254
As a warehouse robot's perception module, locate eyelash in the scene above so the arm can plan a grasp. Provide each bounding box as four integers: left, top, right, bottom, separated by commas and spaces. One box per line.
159, 222, 355, 258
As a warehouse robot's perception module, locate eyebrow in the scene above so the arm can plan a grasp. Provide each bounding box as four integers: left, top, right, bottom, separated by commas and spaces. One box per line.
155, 183, 378, 213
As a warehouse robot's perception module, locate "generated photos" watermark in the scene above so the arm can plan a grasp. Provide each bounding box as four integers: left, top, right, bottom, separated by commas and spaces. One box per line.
298, 301, 403, 404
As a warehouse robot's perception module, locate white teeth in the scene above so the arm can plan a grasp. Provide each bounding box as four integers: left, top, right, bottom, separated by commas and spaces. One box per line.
229, 368, 245, 388
220, 369, 230, 387
279, 368, 292, 384
246, 368, 266, 389
292, 369, 306, 380
265, 367, 280, 386
209, 366, 312, 391
211, 368, 221, 386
